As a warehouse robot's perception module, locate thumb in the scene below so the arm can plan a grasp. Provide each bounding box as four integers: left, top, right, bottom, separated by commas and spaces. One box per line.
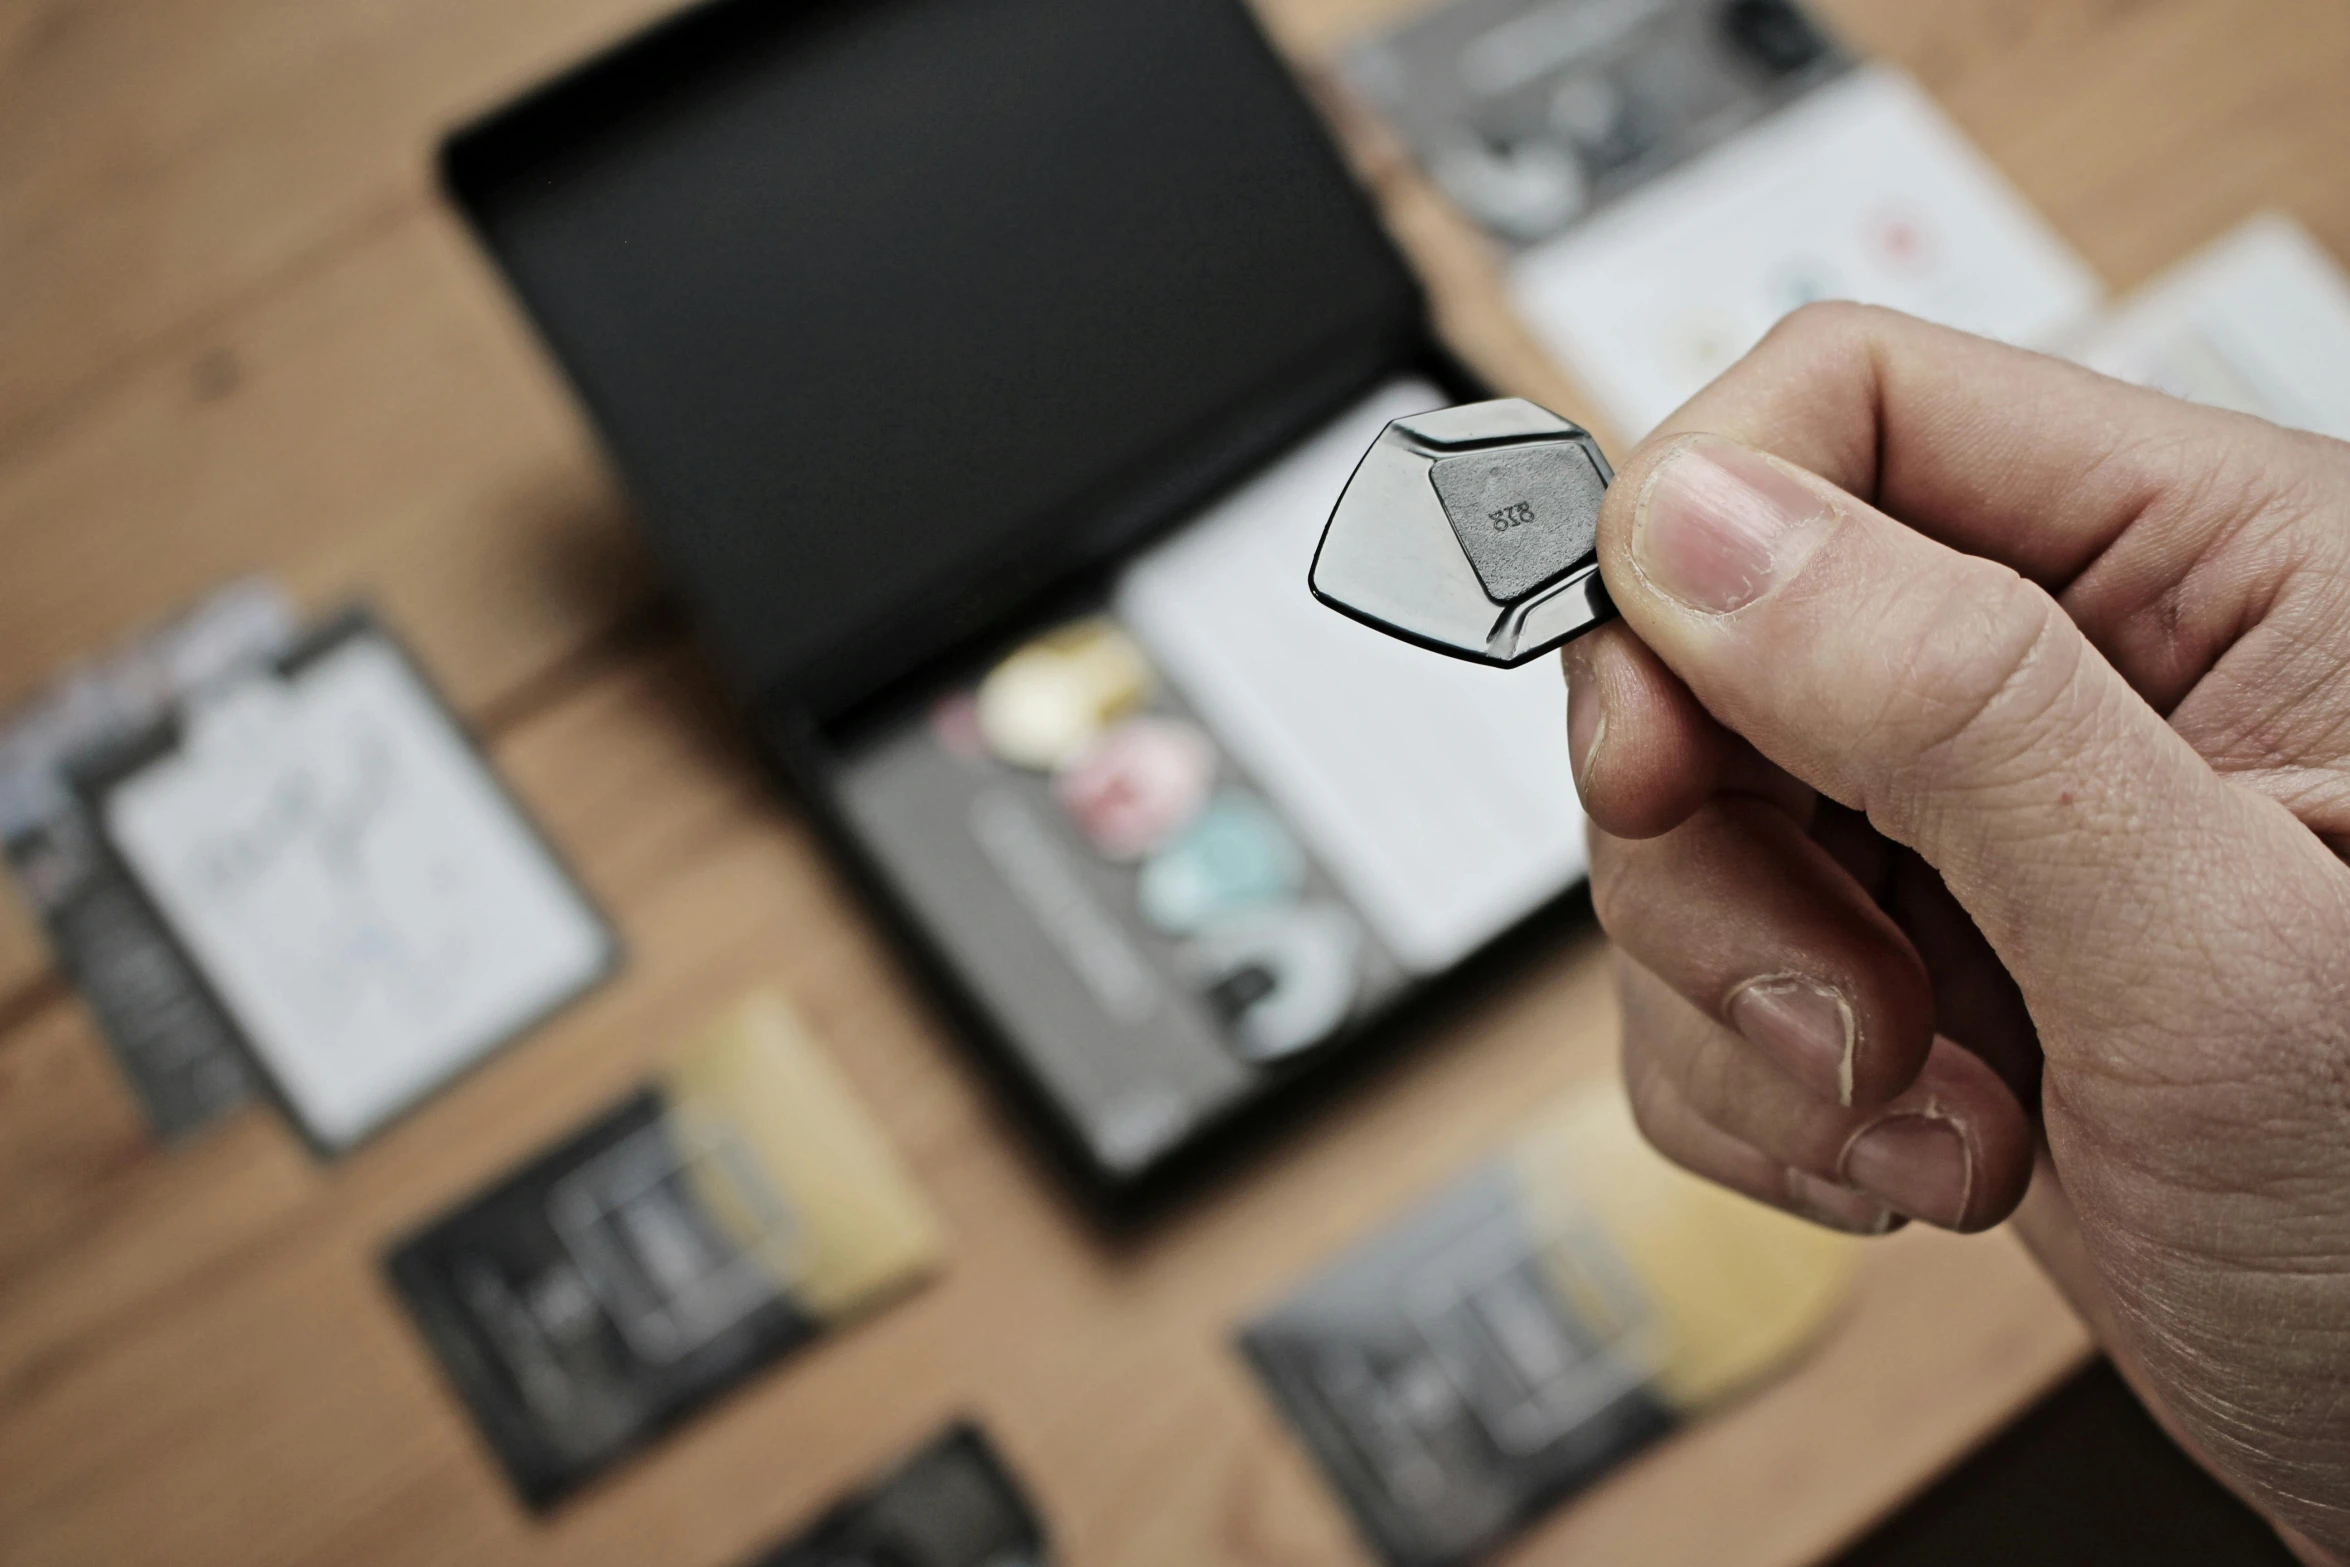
1594, 432, 2316, 1013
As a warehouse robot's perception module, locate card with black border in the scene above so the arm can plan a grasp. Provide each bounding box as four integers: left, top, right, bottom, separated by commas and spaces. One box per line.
0, 579, 295, 1139
1241, 1087, 1855, 1567
387, 992, 942, 1508
75, 608, 618, 1155
745, 1423, 1046, 1567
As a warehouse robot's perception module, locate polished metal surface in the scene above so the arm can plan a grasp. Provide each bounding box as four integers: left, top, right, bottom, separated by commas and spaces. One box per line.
1309, 397, 1615, 666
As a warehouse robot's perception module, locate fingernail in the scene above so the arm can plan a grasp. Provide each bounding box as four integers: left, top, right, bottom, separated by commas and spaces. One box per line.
1840, 1114, 1974, 1229
1563, 647, 1605, 797
1631, 436, 1833, 614
1785, 1169, 1904, 1235
1728, 974, 1857, 1106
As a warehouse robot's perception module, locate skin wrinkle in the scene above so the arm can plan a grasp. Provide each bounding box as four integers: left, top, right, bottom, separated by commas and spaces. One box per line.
1595, 310, 2350, 1553
2098, 1134, 2350, 1242
2026, 846, 2336, 1119
2183, 659, 2350, 797
2092, 1242, 2298, 1398
1856, 589, 2103, 902
1586, 838, 1632, 934
1761, 308, 2281, 599
1580, 710, 1607, 795
2048, 1153, 2350, 1497
2144, 519, 2287, 713
2082, 461, 2325, 716
1889, 376, 2152, 583
1859, 315, 1891, 509
2123, 1278, 2350, 1519
2126, 1207, 2350, 1275
1686, 1001, 1748, 1129
2046, 1065, 2350, 1214
2037, 430, 2182, 600
1629, 954, 1946, 1196
2175, 1369, 2340, 1486
2065, 495, 2246, 707
1621, 985, 1914, 1236
1872, 577, 2072, 803
1906, 656, 2215, 979
2174, 571, 2350, 818
1873, 328, 2070, 559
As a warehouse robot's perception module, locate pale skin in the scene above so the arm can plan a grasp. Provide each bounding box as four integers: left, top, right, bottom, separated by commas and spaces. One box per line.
1565, 303, 2350, 1561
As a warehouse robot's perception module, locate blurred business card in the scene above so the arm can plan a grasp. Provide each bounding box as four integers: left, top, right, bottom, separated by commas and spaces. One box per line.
2073, 212, 2350, 441
747, 1423, 1046, 1567
1241, 1086, 1852, 1567
388, 991, 943, 1508
81, 609, 616, 1154
1512, 65, 2100, 435
0, 579, 295, 1138
1345, 0, 1851, 251
1345, 0, 2100, 437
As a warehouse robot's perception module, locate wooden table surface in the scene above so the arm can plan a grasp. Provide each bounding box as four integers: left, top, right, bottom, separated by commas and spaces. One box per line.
4, 0, 2346, 1561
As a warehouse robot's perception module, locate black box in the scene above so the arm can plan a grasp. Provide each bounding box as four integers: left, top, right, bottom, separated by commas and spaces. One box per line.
442, 0, 1569, 1209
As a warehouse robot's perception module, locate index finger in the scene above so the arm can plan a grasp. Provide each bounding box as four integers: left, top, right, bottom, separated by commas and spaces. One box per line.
1646, 301, 2305, 594
1570, 300, 2334, 795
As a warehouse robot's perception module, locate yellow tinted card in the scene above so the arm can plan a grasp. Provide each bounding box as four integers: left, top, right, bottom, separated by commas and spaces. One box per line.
662, 990, 942, 1323
1511, 1086, 1851, 1413
1242, 1080, 1852, 1567
384, 989, 940, 1508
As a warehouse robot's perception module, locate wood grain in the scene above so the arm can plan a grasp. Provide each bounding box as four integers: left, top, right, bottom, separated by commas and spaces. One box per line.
4, 0, 2341, 1559
0, 884, 47, 1013
0, 641, 2090, 1567
3, 0, 2344, 991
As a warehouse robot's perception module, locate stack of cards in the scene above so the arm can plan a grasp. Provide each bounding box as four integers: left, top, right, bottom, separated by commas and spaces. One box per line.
387, 991, 943, 1507
1242, 1084, 1853, 1567
70, 609, 618, 1154
746, 1424, 1046, 1567
3, 593, 615, 1151
0, 580, 296, 1137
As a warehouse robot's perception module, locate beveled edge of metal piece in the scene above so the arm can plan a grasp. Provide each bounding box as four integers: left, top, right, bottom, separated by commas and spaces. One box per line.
1309, 398, 1615, 669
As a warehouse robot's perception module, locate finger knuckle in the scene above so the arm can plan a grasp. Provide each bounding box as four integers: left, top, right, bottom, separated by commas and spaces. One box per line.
1861, 563, 2081, 826
1761, 299, 1883, 358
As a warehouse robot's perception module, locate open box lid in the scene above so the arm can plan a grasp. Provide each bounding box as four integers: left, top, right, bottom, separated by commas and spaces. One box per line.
443, 0, 1426, 720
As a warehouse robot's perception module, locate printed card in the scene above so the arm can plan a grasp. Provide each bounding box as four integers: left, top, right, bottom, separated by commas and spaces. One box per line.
1242, 1085, 1852, 1567
746, 1423, 1046, 1567
386, 991, 942, 1507
0, 580, 296, 1137
83, 610, 617, 1153
2072, 212, 2350, 441
1345, 1, 2100, 437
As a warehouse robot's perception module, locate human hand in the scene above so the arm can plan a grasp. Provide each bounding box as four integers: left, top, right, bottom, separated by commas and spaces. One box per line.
1568, 304, 2350, 1558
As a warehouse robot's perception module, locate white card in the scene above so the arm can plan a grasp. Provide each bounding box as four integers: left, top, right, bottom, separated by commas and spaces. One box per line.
1117, 381, 1587, 975
2071, 213, 2350, 442
99, 621, 615, 1152
1512, 67, 2102, 436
